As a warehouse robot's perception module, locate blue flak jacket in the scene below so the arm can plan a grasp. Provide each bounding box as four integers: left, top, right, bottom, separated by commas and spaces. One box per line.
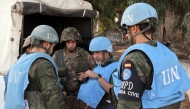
77, 62, 118, 108
4, 52, 61, 109
113, 42, 190, 108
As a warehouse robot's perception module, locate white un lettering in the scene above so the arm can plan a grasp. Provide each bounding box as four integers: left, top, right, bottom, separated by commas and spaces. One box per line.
8, 70, 22, 83
161, 66, 180, 85
47, 33, 56, 40
122, 14, 133, 23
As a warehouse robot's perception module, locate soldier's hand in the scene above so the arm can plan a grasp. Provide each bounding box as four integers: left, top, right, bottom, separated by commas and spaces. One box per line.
84, 70, 98, 79
77, 72, 85, 81
63, 91, 67, 96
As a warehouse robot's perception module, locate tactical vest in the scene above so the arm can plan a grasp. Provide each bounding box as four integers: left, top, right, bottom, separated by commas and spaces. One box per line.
114, 42, 190, 108
4, 52, 60, 109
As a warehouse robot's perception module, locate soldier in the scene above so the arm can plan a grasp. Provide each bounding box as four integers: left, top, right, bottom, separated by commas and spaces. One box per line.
110, 3, 190, 109
4, 25, 66, 109
52, 27, 95, 109
77, 36, 118, 109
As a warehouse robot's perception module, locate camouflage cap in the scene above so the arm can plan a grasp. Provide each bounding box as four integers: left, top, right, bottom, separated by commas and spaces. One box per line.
22, 36, 31, 48
60, 27, 82, 43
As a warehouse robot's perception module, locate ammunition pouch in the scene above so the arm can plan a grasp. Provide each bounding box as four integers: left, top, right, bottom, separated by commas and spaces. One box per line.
58, 67, 68, 77
53, 49, 68, 78
76, 48, 89, 73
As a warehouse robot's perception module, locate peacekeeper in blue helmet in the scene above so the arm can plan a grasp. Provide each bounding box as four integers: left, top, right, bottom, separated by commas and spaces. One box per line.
4, 25, 66, 109
77, 36, 118, 109
109, 3, 190, 109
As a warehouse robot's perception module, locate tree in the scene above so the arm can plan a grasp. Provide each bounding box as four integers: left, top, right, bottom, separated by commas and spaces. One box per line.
86, 0, 116, 31
87, 0, 190, 39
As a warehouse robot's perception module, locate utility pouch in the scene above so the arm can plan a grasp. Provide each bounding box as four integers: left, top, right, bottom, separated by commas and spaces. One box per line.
76, 48, 89, 73
58, 67, 68, 77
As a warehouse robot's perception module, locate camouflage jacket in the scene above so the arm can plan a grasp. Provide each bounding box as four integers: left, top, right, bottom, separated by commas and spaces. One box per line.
25, 58, 66, 109
52, 47, 95, 95
110, 40, 181, 109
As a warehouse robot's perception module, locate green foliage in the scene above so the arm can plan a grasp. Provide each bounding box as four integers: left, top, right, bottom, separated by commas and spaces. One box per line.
86, 0, 113, 31
87, 0, 190, 38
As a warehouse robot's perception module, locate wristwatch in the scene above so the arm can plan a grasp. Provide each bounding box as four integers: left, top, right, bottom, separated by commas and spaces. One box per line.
95, 74, 102, 80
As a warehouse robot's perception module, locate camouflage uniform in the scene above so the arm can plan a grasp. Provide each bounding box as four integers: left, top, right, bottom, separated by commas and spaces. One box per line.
52, 27, 95, 109
109, 40, 181, 109
24, 58, 66, 109
52, 47, 94, 109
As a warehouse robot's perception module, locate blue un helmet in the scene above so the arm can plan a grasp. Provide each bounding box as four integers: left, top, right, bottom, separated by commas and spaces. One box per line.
121, 3, 158, 31
30, 25, 59, 45
89, 36, 113, 53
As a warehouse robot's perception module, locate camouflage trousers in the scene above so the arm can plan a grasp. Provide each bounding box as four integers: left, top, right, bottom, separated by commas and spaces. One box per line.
65, 96, 91, 109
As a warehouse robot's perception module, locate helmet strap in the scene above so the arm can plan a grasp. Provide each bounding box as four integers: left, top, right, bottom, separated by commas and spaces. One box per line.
127, 25, 152, 45
143, 32, 152, 41
101, 51, 109, 66
39, 43, 50, 54
47, 44, 53, 54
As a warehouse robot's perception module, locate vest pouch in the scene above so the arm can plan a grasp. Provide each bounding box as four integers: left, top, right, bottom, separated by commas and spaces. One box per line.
54, 50, 66, 68
76, 61, 89, 73
58, 67, 68, 77
25, 91, 46, 109
65, 62, 88, 92
76, 49, 89, 73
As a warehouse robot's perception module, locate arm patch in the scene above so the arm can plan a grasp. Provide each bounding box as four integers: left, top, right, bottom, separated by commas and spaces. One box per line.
118, 60, 145, 101
120, 60, 134, 81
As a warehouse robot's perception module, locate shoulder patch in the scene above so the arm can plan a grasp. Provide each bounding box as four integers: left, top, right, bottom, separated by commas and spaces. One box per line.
122, 68, 132, 80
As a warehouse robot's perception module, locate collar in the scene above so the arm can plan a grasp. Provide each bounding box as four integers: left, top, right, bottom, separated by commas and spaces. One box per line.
63, 47, 82, 59
99, 55, 115, 67
144, 40, 157, 47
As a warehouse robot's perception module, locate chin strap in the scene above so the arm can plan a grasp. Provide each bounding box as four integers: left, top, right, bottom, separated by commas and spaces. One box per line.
101, 51, 110, 66
31, 38, 51, 54
143, 32, 152, 41
39, 43, 52, 54
124, 25, 152, 45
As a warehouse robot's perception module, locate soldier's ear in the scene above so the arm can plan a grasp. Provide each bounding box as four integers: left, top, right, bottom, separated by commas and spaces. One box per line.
42, 42, 50, 48
106, 51, 111, 57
